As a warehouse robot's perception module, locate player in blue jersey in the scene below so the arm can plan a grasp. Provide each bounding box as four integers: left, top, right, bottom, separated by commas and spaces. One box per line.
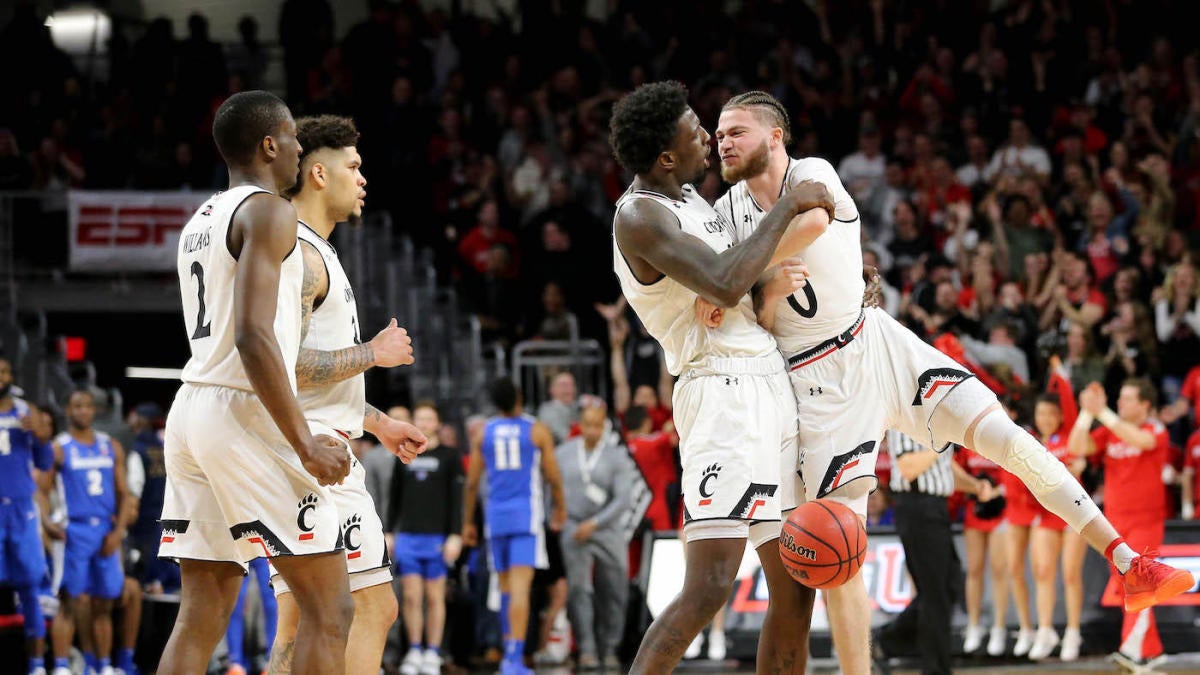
0, 357, 55, 675
46, 389, 133, 675
463, 378, 566, 675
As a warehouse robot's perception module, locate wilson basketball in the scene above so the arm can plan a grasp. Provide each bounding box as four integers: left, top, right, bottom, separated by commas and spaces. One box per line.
779, 499, 867, 589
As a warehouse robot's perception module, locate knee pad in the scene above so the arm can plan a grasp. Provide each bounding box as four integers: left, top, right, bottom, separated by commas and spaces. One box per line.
970, 410, 1100, 533
928, 376, 1000, 448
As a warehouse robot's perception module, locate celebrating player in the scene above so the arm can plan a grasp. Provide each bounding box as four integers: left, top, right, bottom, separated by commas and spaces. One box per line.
711, 89, 1194, 675
610, 81, 833, 675
157, 90, 354, 675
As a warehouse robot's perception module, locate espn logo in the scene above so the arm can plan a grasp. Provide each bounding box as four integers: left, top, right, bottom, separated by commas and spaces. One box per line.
76, 205, 189, 246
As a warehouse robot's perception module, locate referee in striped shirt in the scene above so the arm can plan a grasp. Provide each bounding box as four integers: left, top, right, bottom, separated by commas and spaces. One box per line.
874, 430, 997, 674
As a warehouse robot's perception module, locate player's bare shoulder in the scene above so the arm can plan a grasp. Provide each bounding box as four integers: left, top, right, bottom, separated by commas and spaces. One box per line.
614, 195, 681, 280
228, 192, 298, 258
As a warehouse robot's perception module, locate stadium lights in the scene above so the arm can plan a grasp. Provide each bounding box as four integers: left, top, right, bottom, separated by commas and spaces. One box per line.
44, 6, 111, 55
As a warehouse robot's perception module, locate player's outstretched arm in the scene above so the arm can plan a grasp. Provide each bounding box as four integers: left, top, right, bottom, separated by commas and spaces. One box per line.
294, 240, 413, 389
233, 195, 348, 485
615, 183, 829, 307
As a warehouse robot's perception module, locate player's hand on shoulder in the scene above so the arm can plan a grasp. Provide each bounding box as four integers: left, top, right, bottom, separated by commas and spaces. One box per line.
370, 318, 415, 367
694, 296, 725, 328
788, 180, 835, 219
301, 434, 352, 486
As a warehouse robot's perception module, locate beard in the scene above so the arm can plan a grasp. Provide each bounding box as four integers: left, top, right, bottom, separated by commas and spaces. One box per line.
720, 139, 771, 183
0, 383, 9, 399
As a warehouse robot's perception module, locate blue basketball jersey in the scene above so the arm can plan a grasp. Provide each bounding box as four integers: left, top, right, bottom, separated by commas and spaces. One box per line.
0, 399, 52, 500
58, 432, 117, 522
481, 414, 542, 537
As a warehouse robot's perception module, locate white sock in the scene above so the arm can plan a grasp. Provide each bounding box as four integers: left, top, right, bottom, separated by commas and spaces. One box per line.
1113, 542, 1136, 574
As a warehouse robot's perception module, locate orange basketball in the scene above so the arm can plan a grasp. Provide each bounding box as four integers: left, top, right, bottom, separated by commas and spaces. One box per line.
779, 499, 867, 589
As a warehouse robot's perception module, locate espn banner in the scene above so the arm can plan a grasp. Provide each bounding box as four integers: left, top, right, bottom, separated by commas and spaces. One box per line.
68, 191, 208, 271
640, 522, 1200, 658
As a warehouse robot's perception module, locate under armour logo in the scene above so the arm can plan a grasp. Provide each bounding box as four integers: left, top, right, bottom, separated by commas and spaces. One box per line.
1074, 495, 1085, 506
724, 377, 739, 386
810, 387, 823, 396
743, 214, 752, 223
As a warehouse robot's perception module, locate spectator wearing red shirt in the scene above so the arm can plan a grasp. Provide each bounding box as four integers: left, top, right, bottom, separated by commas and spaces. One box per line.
1068, 379, 1171, 669
457, 199, 518, 276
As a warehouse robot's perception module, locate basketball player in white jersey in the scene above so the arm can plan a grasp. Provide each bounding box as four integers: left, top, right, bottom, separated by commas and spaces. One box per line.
267, 114, 428, 674
712, 90, 1194, 674
158, 91, 355, 675
610, 81, 835, 675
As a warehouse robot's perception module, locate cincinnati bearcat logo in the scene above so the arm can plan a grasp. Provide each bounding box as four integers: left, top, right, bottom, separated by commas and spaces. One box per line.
912, 368, 972, 406
343, 513, 363, 558
296, 493, 318, 540
698, 463, 722, 506
779, 530, 817, 561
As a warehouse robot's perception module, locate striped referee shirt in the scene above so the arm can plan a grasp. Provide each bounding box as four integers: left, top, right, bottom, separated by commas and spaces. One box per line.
886, 430, 955, 497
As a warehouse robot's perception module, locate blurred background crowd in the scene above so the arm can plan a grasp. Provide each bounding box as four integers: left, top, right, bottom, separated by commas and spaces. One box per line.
3, 0, 1200, 671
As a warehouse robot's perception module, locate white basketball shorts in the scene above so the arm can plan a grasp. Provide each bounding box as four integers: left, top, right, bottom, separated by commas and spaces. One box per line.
272, 421, 393, 595
673, 351, 801, 527
787, 307, 985, 514
159, 384, 342, 569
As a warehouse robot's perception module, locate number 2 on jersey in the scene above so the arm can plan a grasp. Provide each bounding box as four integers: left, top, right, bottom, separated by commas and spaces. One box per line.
493, 437, 522, 470
787, 281, 819, 319
189, 261, 212, 339
86, 468, 104, 496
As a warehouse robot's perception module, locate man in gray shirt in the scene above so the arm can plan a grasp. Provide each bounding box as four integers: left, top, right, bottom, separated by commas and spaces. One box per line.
556, 406, 636, 670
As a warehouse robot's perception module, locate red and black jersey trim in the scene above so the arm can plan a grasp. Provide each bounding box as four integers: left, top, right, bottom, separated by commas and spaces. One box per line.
911, 368, 974, 406
231, 520, 297, 557
729, 483, 778, 520
812, 441, 877, 498
787, 310, 866, 371
159, 519, 190, 543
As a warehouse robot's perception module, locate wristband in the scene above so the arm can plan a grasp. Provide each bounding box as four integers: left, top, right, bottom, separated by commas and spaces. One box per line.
1074, 411, 1094, 429
1097, 408, 1119, 428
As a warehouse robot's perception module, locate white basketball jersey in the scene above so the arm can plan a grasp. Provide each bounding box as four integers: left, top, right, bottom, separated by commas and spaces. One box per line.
296, 222, 366, 437
715, 157, 864, 355
613, 185, 776, 376
178, 186, 303, 392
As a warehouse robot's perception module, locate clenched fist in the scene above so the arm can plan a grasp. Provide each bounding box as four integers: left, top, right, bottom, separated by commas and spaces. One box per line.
300, 434, 352, 486
370, 318, 414, 367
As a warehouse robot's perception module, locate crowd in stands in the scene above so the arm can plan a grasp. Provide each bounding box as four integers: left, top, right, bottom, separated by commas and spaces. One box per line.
4, 0, 1200, 670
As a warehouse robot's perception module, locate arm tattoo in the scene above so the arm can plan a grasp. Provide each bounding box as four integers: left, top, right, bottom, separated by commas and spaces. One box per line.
267, 638, 294, 674
365, 402, 384, 426
295, 343, 375, 389
298, 242, 325, 343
